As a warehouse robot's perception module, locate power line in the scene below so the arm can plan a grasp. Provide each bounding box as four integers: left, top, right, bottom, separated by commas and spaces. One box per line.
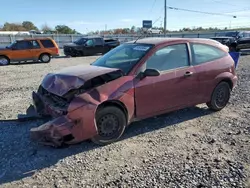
223, 7, 250, 13
209, 0, 238, 7
149, 0, 157, 17
151, 7, 164, 26
167, 6, 237, 18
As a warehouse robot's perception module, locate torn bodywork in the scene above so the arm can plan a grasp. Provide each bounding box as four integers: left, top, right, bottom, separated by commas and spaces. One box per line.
30, 65, 134, 147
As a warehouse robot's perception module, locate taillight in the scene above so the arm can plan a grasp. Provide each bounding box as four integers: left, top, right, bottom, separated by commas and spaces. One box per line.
56, 48, 59, 54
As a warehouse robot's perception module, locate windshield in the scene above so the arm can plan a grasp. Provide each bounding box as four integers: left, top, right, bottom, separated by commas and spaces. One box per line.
6, 41, 16, 48
74, 38, 87, 45
92, 43, 153, 75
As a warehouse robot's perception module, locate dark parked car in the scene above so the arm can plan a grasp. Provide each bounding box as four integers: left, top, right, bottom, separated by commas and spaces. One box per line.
63, 36, 120, 57
211, 31, 250, 52
30, 37, 237, 147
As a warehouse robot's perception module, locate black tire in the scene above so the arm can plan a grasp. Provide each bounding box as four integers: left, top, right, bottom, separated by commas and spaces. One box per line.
206, 82, 231, 111
230, 46, 237, 52
39, 53, 51, 63
229, 44, 237, 52
0, 56, 10, 66
91, 106, 127, 145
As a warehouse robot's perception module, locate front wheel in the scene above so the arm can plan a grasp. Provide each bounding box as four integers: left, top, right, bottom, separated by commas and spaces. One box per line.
206, 82, 231, 111
0, 56, 10, 66
39, 53, 51, 63
91, 106, 127, 145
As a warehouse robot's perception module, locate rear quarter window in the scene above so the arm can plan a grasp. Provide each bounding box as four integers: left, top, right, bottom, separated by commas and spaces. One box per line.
191, 43, 227, 65
40, 39, 55, 48
94, 38, 103, 45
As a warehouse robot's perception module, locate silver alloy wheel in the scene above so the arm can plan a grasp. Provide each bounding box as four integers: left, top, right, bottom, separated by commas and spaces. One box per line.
41, 54, 50, 62
0, 57, 9, 65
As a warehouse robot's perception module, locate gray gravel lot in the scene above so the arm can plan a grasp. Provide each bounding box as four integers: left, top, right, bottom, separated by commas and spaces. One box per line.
0, 55, 250, 188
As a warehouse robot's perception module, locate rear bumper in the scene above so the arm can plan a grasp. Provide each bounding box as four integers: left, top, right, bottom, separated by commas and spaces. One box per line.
52, 54, 60, 58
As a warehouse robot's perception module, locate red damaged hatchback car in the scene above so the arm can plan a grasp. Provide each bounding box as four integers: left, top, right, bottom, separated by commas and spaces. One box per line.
30, 37, 237, 147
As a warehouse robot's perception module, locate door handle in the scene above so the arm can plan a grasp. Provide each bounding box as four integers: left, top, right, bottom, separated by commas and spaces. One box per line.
184, 71, 193, 77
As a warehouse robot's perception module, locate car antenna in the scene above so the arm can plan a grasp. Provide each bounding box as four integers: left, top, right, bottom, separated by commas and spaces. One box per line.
134, 27, 151, 44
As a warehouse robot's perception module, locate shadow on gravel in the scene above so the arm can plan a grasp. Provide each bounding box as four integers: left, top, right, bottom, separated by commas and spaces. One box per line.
7, 57, 70, 66
0, 106, 212, 185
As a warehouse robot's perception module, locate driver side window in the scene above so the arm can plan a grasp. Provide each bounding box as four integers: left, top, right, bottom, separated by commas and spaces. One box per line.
86, 39, 94, 46
146, 43, 189, 72
14, 41, 33, 50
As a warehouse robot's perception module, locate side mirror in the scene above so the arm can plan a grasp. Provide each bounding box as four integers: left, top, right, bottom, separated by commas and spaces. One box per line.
143, 69, 160, 77
12, 45, 17, 50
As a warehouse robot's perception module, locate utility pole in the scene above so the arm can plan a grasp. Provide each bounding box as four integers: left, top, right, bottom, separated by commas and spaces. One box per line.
164, 0, 167, 37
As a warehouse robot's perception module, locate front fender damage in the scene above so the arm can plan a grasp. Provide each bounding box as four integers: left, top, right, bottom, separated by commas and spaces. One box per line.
30, 74, 135, 147
30, 94, 100, 147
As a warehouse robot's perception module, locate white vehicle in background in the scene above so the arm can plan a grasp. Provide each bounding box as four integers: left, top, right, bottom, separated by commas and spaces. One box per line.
0, 31, 30, 35
141, 28, 163, 34
147, 28, 163, 34
0, 30, 42, 35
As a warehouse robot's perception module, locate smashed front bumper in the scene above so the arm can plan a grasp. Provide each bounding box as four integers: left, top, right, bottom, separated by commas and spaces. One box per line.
30, 115, 74, 147
29, 87, 98, 147
30, 91, 74, 147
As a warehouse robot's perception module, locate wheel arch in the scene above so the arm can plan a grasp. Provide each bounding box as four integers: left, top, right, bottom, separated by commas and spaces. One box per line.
96, 100, 128, 123
215, 72, 235, 90
214, 78, 233, 90
219, 78, 233, 90
0, 54, 10, 61
39, 52, 51, 58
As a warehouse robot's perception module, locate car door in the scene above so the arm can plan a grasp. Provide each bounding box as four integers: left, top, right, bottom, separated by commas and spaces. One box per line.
84, 39, 95, 55
93, 38, 104, 54
10, 40, 33, 61
30, 40, 42, 60
134, 43, 200, 119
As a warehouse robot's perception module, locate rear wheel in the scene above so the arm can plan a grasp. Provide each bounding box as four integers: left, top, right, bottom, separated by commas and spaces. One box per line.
206, 82, 231, 111
0, 56, 10, 66
91, 106, 127, 145
39, 53, 51, 63
229, 44, 238, 52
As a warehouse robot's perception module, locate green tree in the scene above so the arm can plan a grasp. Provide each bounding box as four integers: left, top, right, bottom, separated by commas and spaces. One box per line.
41, 23, 53, 33
22, 21, 38, 31
55, 25, 77, 34
2, 22, 26, 31
131, 25, 136, 33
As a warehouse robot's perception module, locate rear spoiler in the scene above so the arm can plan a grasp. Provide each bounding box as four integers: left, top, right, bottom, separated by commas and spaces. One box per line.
229, 52, 240, 69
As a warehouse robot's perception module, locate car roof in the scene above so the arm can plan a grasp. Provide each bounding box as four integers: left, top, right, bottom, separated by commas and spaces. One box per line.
127, 37, 221, 46
16, 37, 54, 41
82, 36, 102, 39
211, 36, 234, 39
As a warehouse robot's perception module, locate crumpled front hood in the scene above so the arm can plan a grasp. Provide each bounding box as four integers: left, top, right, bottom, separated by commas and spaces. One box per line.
41, 65, 121, 96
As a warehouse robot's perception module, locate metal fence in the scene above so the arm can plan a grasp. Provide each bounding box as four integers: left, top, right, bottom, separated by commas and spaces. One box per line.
0, 31, 227, 48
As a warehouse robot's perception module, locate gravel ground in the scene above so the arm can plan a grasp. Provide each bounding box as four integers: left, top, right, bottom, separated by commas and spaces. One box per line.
0, 55, 250, 188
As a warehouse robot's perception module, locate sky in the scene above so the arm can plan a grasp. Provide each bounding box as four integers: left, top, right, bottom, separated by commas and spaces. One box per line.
0, 0, 249, 33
